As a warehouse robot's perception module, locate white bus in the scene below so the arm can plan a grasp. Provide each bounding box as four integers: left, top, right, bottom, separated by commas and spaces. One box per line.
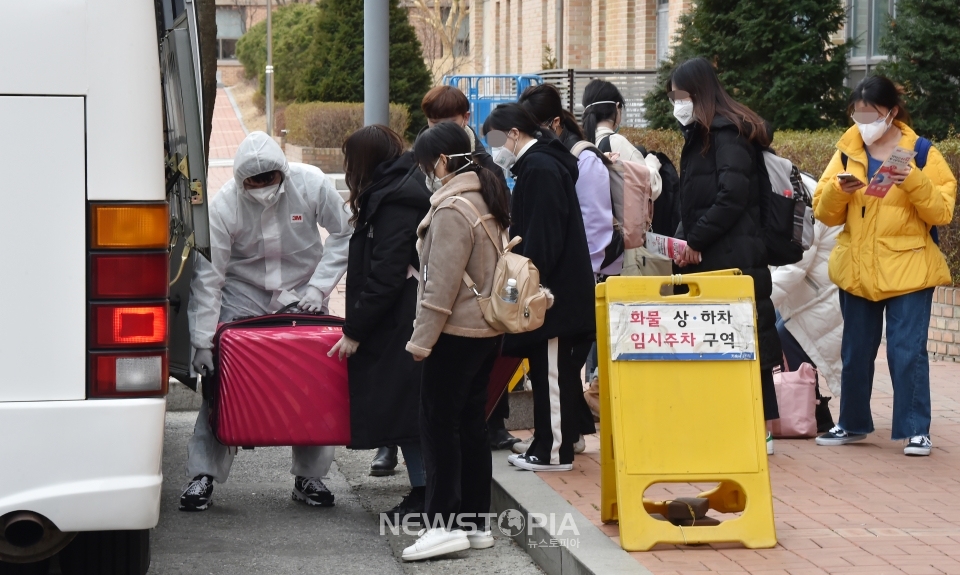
0, 1, 209, 573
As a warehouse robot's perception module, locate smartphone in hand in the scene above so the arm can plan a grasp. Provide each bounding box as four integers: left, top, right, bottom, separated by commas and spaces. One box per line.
837, 173, 864, 186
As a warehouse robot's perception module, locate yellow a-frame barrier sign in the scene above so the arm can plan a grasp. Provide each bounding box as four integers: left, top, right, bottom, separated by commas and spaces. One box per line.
596, 271, 776, 551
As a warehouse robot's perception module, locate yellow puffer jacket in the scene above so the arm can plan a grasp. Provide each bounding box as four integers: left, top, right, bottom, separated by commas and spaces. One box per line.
813, 122, 957, 301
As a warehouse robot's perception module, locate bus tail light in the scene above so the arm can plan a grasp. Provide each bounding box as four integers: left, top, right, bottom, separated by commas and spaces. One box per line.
90, 204, 168, 249
90, 353, 168, 397
91, 304, 168, 348
90, 253, 168, 299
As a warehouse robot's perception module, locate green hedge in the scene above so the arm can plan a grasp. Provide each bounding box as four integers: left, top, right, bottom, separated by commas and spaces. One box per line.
284, 102, 410, 149
620, 127, 960, 284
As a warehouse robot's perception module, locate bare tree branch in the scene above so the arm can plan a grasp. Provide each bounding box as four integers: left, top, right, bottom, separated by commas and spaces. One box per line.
406, 0, 471, 83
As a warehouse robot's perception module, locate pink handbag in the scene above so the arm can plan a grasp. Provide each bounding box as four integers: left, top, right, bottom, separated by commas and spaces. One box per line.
769, 362, 817, 438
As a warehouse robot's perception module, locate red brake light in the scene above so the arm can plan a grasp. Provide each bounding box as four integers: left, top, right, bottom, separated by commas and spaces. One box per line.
91, 304, 168, 348
90, 353, 168, 397
91, 253, 169, 299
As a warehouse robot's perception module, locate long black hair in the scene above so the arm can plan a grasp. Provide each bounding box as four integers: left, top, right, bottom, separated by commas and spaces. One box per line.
581, 79, 626, 142
849, 76, 912, 125
414, 121, 511, 230
481, 103, 542, 139
518, 83, 564, 128
341, 125, 405, 225
669, 57, 771, 149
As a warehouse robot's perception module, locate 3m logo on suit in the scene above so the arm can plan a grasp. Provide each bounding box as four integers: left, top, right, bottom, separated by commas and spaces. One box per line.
291, 214, 304, 223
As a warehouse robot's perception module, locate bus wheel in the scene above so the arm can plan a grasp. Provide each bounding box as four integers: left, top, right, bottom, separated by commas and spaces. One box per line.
58, 530, 149, 575
0, 559, 51, 575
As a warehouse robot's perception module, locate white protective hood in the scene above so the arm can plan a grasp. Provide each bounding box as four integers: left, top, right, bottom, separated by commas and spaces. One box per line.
187, 131, 352, 350
232, 131, 291, 195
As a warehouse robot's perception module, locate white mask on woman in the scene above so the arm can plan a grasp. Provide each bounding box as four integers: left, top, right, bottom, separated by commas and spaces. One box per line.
492, 134, 521, 172
424, 154, 474, 193
673, 100, 696, 126
855, 111, 892, 146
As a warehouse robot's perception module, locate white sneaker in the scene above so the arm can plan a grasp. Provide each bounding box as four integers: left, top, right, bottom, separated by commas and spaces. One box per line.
766, 431, 774, 456
513, 455, 573, 472
467, 530, 495, 549
402, 528, 470, 561
511, 438, 532, 454
507, 453, 527, 466
573, 435, 586, 454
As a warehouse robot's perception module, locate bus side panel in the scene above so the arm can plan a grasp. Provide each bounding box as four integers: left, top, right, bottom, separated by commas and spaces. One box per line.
0, 398, 165, 531
86, 0, 165, 202
0, 96, 86, 402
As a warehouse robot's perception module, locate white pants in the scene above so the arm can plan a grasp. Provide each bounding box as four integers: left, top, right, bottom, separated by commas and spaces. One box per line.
185, 400, 335, 483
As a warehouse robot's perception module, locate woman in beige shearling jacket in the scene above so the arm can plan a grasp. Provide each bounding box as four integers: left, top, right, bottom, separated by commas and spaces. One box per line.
401, 122, 513, 562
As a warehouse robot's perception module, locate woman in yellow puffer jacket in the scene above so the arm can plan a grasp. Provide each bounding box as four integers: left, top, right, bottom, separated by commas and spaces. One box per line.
813, 76, 957, 457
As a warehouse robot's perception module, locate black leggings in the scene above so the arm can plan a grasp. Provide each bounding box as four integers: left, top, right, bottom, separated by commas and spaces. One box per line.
420, 333, 500, 530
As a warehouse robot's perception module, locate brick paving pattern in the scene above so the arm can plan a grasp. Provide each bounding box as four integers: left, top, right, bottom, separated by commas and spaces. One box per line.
207, 87, 247, 195
516, 348, 960, 574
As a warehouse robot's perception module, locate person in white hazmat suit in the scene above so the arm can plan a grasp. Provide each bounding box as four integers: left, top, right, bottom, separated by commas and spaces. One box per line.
179, 132, 352, 512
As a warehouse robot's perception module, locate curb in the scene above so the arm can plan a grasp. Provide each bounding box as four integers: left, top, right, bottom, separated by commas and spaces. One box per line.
491, 456, 651, 575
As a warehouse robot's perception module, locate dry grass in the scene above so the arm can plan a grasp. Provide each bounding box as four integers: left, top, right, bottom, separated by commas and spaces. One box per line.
284, 102, 410, 149
227, 80, 266, 134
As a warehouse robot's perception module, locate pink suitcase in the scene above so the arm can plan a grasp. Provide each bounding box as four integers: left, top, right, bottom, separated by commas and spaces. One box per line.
211, 314, 351, 446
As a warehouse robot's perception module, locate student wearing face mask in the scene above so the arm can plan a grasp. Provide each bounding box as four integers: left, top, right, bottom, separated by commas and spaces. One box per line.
813, 76, 957, 456
402, 122, 511, 561
329, 125, 432, 523
667, 58, 782, 454
482, 104, 596, 472
582, 80, 672, 279
181, 131, 352, 512
418, 85, 520, 453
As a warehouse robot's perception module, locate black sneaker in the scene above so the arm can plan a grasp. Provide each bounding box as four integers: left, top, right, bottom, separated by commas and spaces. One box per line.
513, 455, 573, 472
293, 476, 335, 507
904, 435, 932, 456
383, 486, 425, 525
179, 475, 214, 512
815, 426, 867, 446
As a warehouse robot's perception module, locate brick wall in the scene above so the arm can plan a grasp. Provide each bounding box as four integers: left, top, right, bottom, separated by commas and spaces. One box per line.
928, 287, 960, 361
472, 0, 690, 74
284, 144, 344, 175
217, 62, 245, 87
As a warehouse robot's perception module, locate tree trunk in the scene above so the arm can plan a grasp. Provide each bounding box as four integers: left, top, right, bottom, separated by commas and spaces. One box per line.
196, 0, 218, 163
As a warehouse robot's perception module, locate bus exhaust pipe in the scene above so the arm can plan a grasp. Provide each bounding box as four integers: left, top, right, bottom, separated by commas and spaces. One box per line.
0, 511, 75, 564
4, 513, 45, 548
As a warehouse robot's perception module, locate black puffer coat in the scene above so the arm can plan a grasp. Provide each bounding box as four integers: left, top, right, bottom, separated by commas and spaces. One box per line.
504, 138, 596, 352
676, 116, 782, 375
344, 152, 431, 449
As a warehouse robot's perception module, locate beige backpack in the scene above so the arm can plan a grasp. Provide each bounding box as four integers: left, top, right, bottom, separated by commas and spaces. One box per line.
453, 196, 550, 334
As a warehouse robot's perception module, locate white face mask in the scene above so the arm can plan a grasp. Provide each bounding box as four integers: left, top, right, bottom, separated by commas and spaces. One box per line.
246, 182, 282, 206
492, 134, 520, 172
855, 111, 892, 146
673, 100, 695, 126
425, 154, 473, 193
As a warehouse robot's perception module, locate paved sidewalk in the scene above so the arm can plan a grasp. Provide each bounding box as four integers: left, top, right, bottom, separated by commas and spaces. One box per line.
519, 349, 960, 574
206, 87, 247, 194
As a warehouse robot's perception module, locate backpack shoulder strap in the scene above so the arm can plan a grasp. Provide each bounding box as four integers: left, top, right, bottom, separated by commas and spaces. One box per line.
571, 141, 597, 157
598, 136, 612, 154
449, 195, 510, 295
915, 137, 932, 170
450, 195, 504, 252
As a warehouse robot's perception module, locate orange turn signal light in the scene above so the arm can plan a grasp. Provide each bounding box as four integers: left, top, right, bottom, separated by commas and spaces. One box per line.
90, 204, 169, 249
